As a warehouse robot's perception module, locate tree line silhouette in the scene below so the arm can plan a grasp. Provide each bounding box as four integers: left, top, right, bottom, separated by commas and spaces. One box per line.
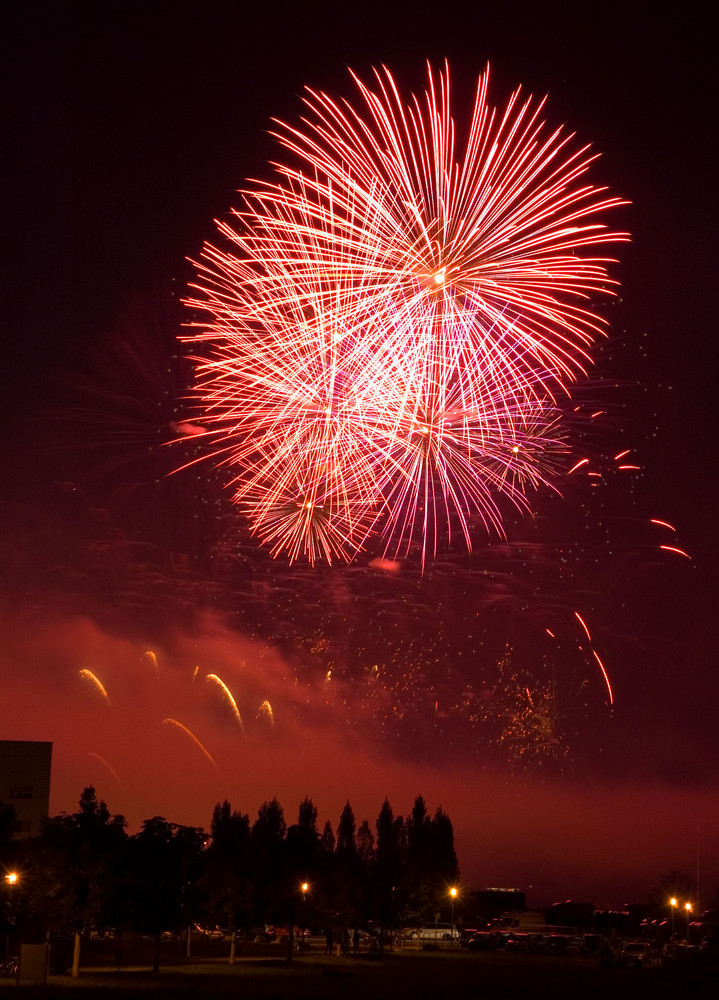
2, 788, 459, 967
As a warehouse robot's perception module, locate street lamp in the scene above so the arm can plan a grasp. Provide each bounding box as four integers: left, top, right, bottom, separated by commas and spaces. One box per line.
3, 873, 20, 961
299, 882, 310, 953
670, 897, 677, 937
685, 902, 692, 941
449, 887, 458, 944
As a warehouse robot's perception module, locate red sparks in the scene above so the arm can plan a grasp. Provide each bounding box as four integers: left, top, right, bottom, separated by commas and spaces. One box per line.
567, 458, 590, 475
185, 63, 627, 563
660, 545, 691, 559
574, 611, 592, 642
592, 650, 614, 706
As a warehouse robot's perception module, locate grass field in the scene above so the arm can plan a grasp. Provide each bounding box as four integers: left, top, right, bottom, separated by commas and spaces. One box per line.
1, 949, 715, 999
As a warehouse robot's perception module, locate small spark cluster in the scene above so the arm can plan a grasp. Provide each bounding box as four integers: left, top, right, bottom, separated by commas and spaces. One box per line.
184, 63, 627, 563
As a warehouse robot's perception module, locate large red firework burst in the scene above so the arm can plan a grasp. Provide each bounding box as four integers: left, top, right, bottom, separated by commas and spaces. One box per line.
184, 63, 628, 564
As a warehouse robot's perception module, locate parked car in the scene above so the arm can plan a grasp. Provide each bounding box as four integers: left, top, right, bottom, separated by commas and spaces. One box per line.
544, 934, 572, 954
505, 933, 529, 952
402, 922, 460, 942
466, 931, 498, 951
619, 940, 654, 968
459, 927, 482, 947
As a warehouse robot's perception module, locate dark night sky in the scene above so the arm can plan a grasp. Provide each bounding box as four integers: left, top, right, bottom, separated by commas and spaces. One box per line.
2, 1, 717, 907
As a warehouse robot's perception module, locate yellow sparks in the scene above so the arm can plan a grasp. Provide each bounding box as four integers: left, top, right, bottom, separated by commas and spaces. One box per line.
141, 650, 160, 677
87, 752, 126, 793
78, 669, 111, 707
162, 719, 220, 773
257, 700, 275, 728
206, 674, 246, 734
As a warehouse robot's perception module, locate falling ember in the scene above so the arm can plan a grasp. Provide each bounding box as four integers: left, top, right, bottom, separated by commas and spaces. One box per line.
660, 545, 691, 559
184, 62, 627, 563
567, 458, 590, 475
651, 518, 677, 532
162, 718, 221, 773
206, 673, 246, 734
88, 752, 126, 793
78, 668, 111, 707
574, 611, 592, 642
591, 650, 614, 706
141, 650, 160, 677
257, 700, 275, 727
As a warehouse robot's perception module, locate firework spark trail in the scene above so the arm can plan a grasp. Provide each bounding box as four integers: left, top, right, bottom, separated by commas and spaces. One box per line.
591, 650, 614, 706
567, 458, 590, 475
206, 673, 246, 734
88, 752, 126, 793
78, 668, 111, 706
186, 62, 627, 563
257, 699, 275, 728
660, 545, 691, 559
141, 650, 160, 677
162, 718, 221, 773
571, 611, 614, 705
574, 611, 592, 642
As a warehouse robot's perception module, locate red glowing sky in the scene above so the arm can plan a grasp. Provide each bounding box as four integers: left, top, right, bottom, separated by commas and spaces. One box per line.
2, 613, 717, 909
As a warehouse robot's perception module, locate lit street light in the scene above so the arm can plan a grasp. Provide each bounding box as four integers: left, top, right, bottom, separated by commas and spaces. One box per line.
299, 881, 310, 954
685, 902, 692, 941
449, 887, 458, 944
670, 897, 677, 937
3, 873, 20, 962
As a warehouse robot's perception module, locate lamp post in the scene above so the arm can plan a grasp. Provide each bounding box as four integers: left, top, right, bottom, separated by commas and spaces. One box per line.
299, 882, 309, 954
286, 880, 308, 965
449, 887, 458, 945
3, 873, 19, 960
685, 902, 692, 942
670, 897, 677, 937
